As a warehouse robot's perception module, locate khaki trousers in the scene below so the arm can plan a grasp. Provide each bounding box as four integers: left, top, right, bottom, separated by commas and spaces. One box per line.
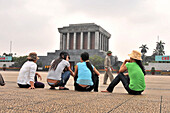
103, 69, 114, 84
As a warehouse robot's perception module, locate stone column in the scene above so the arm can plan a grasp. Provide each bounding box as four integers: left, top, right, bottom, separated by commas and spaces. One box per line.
100, 33, 102, 50
104, 36, 106, 51
60, 33, 63, 50
106, 37, 108, 51
80, 32, 83, 49
107, 37, 109, 51
87, 32, 90, 49
67, 32, 70, 50
95, 31, 99, 49
101, 34, 103, 50
63, 34, 65, 50
103, 35, 105, 51
73, 32, 76, 49
99, 33, 101, 50
108, 37, 109, 51
105, 36, 107, 51
102, 34, 104, 50
98, 32, 100, 50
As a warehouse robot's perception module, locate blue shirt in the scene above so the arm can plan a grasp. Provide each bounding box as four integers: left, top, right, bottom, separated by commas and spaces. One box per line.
76, 62, 94, 85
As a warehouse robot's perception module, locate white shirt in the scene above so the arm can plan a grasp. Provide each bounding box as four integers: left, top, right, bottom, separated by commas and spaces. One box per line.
17, 61, 37, 85
47, 59, 70, 80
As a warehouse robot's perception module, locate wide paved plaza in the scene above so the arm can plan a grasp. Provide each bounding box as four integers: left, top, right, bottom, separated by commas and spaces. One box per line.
0, 71, 170, 113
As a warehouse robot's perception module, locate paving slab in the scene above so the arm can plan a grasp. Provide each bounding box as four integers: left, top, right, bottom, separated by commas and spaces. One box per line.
1, 71, 170, 112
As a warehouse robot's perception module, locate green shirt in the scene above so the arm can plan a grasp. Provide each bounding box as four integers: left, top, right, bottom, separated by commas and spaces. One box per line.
126, 62, 146, 91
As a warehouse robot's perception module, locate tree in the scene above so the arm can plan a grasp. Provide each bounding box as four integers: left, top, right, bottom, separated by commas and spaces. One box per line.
12, 56, 28, 67
153, 40, 165, 55
3, 53, 7, 56
89, 55, 104, 69
139, 44, 149, 62
156, 40, 165, 50
153, 49, 158, 56
2, 53, 13, 56
139, 44, 149, 56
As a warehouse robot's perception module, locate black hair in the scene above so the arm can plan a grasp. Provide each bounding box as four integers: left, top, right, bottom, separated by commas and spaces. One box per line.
134, 59, 146, 75
28, 59, 35, 62
80, 52, 93, 75
59, 51, 70, 60
81, 52, 89, 61
50, 51, 70, 70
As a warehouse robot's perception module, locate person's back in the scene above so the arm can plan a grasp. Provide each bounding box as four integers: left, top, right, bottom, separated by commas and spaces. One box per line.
76, 62, 93, 86
47, 51, 74, 90
18, 61, 37, 84
17, 52, 44, 89
47, 59, 70, 81
74, 52, 100, 92
126, 62, 145, 91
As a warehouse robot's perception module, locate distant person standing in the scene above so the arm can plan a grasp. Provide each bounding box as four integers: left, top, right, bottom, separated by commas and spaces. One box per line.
17, 52, 45, 89
103, 51, 114, 85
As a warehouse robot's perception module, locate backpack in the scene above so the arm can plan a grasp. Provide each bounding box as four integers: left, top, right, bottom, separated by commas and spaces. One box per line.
0, 73, 5, 86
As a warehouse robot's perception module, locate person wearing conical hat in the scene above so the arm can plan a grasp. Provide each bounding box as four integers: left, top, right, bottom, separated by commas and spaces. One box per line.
102, 50, 146, 95
17, 52, 45, 89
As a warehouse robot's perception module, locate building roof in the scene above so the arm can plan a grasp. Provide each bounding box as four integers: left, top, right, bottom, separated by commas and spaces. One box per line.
58, 23, 111, 37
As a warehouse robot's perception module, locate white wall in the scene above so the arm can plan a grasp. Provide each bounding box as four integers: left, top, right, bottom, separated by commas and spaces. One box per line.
145, 63, 170, 70
0, 62, 15, 67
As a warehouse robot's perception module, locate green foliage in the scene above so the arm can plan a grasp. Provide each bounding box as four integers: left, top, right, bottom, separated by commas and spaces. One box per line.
3, 64, 6, 67
153, 40, 165, 55
139, 44, 149, 55
143, 62, 149, 66
151, 67, 155, 73
89, 55, 104, 69
12, 56, 28, 67
3, 53, 13, 56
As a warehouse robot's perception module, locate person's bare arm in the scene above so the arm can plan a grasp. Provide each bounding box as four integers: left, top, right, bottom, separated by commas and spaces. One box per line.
124, 73, 129, 76
68, 67, 74, 77
73, 65, 78, 77
119, 59, 130, 73
35, 72, 42, 80
93, 67, 100, 76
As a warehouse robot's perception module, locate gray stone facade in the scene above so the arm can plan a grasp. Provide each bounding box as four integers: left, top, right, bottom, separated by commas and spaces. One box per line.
38, 23, 115, 70
58, 23, 111, 51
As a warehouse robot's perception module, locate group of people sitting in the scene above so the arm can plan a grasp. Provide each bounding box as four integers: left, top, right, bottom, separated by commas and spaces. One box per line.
16, 50, 146, 95
17, 51, 100, 92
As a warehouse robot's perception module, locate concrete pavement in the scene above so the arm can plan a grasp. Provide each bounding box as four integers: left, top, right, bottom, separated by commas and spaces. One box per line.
0, 71, 170, 113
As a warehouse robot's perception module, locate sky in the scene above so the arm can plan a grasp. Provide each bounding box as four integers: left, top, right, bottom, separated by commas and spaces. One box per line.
0, 0, 170, 61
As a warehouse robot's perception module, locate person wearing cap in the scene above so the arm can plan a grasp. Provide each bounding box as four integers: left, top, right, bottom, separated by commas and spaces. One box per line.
102, 50, 146, 95
103, 51, 114, 85
17, 52, 45, 89
47, 51, 74, 90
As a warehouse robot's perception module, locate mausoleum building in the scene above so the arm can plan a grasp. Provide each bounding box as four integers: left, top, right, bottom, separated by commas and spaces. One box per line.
38, 23, 115, 70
